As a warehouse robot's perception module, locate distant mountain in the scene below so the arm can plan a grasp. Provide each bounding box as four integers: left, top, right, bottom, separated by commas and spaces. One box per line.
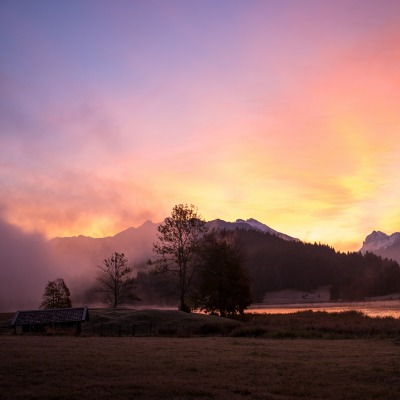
206, 218, 297, 241
48, 219, 400, 304
49, 220, 158, 271
360, 230, 400, 263
49, 218, 296, 272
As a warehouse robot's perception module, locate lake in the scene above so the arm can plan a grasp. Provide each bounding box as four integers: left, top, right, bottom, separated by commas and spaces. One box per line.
248, 299, 400, 318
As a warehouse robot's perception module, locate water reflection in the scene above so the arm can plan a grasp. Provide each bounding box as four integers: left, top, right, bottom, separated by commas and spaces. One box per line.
248, 300, 400, 318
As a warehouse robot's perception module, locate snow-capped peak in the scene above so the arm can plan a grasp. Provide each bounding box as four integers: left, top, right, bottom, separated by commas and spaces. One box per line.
236, 218, 279, 235
361, 230, 400, 252
235, 218, 296, 241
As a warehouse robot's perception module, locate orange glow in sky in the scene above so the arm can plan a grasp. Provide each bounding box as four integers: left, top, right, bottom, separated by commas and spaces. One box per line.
1, 1, 400, 251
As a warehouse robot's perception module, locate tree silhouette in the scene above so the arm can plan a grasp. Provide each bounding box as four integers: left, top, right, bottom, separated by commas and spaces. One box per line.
193, 231, 252, 317
96, 252, 139, 308
153, 204, 208, 312
40, 278, 72, 309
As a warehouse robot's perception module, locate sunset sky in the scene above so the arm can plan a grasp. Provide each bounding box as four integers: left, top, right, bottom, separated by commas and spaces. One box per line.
1, 0, 400, 251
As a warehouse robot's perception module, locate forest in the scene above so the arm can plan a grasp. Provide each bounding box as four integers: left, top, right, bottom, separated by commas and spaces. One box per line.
136, 228, 400, 304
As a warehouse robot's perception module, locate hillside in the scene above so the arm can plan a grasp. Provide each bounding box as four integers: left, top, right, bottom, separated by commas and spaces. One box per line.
85, 308, 239, 335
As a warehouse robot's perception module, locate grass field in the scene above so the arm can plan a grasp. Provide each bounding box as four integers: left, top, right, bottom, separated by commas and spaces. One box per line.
1, 335, 400, 400
4, 308, 400, 338
0, 309, 240, 337
2, 309, 400, 399
85, 308, 240, 336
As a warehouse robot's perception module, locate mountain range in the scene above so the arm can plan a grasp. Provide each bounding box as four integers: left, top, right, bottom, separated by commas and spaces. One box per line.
50, 218, 400, 270
48, 218, 400, 304
207, 218, 297, 241
360, 231, 400, 263
49, 218, 296, 270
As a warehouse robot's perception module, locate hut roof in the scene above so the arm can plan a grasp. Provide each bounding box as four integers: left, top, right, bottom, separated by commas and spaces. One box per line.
11, 307, 89, 326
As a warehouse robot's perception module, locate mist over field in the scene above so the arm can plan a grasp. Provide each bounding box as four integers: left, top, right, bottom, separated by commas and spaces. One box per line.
0, 217, 98, 311
0, 216, 161, 311
0, 217, 60, 311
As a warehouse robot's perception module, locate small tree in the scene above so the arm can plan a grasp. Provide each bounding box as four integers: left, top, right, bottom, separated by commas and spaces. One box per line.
153, 204, 208, 312
40, 278, 72, 309
193, 231, 252, 317
96, 252, 139, 308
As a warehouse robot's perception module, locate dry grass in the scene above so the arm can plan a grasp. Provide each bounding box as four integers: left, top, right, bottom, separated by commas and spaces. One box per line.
236, 310, 400, 338
3, 309, 400, 399
1, 335, 400, 400
86, 308, 239, 336
0, 309, 240, 337
4, 308, 400, 338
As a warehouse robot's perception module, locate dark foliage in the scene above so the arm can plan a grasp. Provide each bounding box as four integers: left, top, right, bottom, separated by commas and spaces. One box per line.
139, 228, 400, 304
192, 231, 252, 316
234, 229, 400, 302
40, 278, 72, 309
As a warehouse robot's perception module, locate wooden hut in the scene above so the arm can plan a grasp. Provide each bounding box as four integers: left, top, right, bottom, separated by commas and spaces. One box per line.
11, 306, 89, 335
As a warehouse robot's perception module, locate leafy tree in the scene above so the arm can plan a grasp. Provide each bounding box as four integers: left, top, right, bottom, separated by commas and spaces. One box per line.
192, 231, 252, 317
96, 252, 139, 308
153, 204, 208, 312
40, 278, 72, 309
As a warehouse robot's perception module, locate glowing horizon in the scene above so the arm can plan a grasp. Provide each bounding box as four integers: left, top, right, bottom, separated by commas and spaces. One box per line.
1, 0, 400, 252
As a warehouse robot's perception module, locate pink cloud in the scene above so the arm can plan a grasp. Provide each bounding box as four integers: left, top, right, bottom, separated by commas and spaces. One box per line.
0, 217, 62, 311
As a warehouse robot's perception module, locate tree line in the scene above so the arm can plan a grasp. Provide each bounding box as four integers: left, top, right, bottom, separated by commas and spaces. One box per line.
135, 221, 400, 303
233, 229, 400, 301
39, 204, 400, 314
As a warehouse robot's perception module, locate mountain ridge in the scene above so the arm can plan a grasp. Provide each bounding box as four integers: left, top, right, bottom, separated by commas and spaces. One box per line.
206, 218, 297, 241
48, 218, 296, 271
46, 220, 400, 305
360, 230, 400, 263
50, 217, 295, 244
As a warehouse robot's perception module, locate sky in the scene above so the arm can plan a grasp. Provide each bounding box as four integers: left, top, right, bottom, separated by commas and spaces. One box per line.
1, 0, 400, 252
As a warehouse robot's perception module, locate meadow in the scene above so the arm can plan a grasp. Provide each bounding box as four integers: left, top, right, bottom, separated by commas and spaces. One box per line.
84, 308, 400, 339
2, 309, 400, 399
1, 335, 400, 400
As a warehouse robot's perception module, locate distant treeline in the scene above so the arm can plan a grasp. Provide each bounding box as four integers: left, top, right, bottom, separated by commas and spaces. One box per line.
135, 229, 400, 304
237, 229, 400, 301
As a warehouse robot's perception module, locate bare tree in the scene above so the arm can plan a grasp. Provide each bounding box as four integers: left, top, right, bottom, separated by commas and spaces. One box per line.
40, 278, 72, 309
153, 204, 208, 312
96, 252, 139, 308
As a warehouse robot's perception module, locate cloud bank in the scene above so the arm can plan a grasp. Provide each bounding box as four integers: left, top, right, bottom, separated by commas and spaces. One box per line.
0, 217, 99, 312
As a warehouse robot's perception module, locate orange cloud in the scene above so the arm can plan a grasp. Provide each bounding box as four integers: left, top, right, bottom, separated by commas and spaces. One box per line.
2, 1, 400, 252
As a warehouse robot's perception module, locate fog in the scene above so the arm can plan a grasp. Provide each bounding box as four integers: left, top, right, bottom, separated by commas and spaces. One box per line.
0, 218, 158, 312
0, 217, 95, 312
